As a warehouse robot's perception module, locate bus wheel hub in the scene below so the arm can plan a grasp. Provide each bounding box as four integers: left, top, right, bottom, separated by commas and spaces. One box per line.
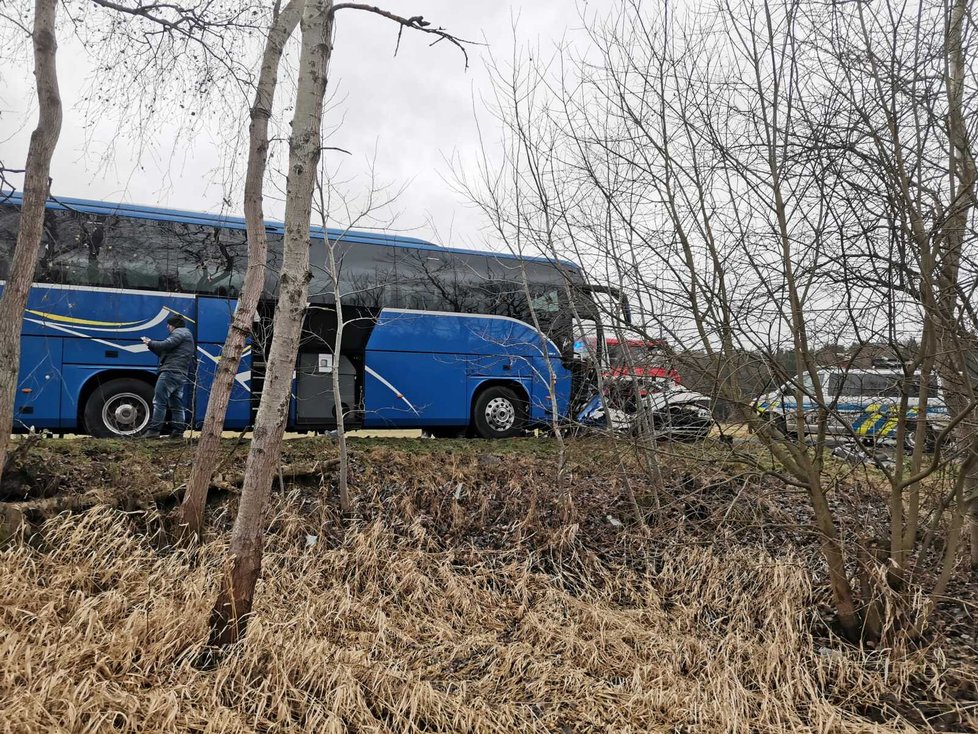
485, 397, 515, 430
101, 392, 150, 435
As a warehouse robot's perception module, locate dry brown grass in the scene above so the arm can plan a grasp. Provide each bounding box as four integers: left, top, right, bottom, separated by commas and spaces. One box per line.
2, 483, 969, 734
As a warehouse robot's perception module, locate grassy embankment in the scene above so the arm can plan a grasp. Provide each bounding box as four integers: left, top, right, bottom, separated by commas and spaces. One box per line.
0, 436, 975, 732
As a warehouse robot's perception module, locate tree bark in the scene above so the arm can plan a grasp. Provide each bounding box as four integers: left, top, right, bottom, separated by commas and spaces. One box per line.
327, 242, 351, 513
807, 473, 860, 641
210, 0, 334, 646
178, 0, 304, 541
0, 0, 62, 489
934, 0, 978, 583
969, 492, 978, 571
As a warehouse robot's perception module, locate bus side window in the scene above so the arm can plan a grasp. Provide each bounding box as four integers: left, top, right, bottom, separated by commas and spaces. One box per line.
397, 247, 457, 311
35, 209, 109, 287
307, 236, 332, 303
337, 243, 397, 308
160, 221, 247, 296
482, 257, 526, 319
262, 232, 285, 298
106, 216, 169, 291
450, 254, 495, 315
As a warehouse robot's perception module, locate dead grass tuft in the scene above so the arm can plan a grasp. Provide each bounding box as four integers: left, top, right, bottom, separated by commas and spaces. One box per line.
2, 489, 970, 733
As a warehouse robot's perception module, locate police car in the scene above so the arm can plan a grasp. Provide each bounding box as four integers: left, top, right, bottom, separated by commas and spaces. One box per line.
755, 367, 948, 450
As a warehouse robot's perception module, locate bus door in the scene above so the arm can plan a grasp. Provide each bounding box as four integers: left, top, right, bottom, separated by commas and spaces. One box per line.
292, 304, 375, 429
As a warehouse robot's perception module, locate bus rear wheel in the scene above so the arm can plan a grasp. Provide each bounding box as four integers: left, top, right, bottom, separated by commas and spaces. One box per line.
472, 386, 526, 439
84, 378, 154, 438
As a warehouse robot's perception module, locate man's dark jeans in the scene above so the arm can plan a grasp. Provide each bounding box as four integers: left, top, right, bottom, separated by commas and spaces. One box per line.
148, 371, 188, 435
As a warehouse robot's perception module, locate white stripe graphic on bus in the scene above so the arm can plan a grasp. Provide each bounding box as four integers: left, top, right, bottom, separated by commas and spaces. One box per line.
364, 365, 419, 415
196, 346, 251, 389
2, 280, 196, 300
24, 306, 173, 333
22, 317, 150, 353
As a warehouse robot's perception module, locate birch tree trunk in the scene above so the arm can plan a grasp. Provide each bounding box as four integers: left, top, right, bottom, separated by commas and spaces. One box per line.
210, 0, 334, 646
0, 0, 62, 487
327, 242, 351, 513
178, 0, 304, 540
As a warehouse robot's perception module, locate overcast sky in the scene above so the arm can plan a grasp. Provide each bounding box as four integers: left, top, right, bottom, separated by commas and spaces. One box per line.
0, 2, 615, 252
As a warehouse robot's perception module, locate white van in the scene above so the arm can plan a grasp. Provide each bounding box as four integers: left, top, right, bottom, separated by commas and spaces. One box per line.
755, 368, 948, 449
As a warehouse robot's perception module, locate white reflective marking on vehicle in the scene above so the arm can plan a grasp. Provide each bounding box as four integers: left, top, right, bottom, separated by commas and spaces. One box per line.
23, 317, 149, 353
3, 280, 196, 300
364, 365, 419, 415
196, 346, 250, 389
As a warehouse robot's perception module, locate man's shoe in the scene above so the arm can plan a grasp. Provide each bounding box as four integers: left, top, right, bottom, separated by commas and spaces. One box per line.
165, 432, 185, 440
141, 431, 162, 439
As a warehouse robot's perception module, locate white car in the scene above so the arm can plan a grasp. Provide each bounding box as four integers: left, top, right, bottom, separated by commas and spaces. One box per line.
577, 377, 715, 440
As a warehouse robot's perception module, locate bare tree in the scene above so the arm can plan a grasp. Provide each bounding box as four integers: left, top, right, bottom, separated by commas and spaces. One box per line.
179, 0, 304, 541
0, 0, 61, 486
181, 4, 471, 542
0, 0, 269, 486
312, 161, 404, 514
208, 0, 470, 644
811, 0, 978, 599
210, 0, 335, 646
469, 0, 978, 642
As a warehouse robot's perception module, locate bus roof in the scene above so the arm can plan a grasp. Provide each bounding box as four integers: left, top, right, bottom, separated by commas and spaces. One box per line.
2, 191, 580, 270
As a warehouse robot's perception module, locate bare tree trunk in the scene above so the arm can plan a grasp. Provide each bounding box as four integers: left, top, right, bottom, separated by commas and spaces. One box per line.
0, 0, 62, 487
931, 454, 976, 604
970, 493, 978, 571
519, 271, 572, 522
327, 241, 351, 513
178, 0, 304, 540
934, 0, 978, 583
960, 446, 978, 573
210, 0, 333, 646
808, 473, 860, 641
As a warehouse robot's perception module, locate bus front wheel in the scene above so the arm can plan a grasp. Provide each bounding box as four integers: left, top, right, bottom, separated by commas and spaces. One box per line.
472, 386, 526, 439
84, 378, 154, 438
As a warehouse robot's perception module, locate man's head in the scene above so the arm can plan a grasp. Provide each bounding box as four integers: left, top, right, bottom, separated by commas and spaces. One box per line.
167, 315, 186, 332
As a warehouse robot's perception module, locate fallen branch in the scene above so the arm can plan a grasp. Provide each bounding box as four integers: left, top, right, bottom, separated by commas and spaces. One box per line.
210, 459, 341, 490
2, 459, 342, 531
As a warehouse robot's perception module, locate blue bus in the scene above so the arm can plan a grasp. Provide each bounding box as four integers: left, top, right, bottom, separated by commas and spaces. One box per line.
0, 193, 618, 438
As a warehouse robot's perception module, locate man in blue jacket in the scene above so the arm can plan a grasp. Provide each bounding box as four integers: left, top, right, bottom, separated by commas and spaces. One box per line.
140, 314, 195, 438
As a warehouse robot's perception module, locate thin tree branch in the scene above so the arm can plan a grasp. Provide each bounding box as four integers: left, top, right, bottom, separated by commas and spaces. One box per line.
330, 3, 475, 68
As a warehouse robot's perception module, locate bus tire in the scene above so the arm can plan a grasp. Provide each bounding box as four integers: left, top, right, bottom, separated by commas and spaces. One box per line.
84, 378, 155, 438
905, 421, 937, 454
472, 386, 526, 439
